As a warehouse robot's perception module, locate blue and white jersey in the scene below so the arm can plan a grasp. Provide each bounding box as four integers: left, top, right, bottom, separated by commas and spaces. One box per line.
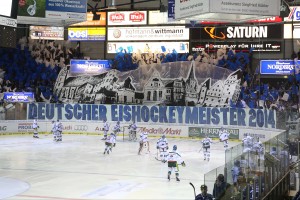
129, 123, 137, 131
202, 137, 212, 148
103, 121, 110, 131
113, 123, 121, 133
243, 136, 254, 149
219, 129, 229, 141
52, 122, 57, 132
157, 137, 168, 148
139, 132, 148, 143
32, 119, 38, 129
57, 122, 63, 132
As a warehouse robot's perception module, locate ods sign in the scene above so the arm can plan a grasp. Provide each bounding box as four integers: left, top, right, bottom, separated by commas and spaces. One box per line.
68, 29, 88, 40
68, 28, 106, 41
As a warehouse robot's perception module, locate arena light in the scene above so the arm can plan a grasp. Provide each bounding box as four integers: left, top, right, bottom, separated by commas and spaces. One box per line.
174, 0, 281, 23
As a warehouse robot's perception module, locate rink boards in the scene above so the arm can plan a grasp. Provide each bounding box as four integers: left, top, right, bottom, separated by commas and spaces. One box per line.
0, 120, 282, 141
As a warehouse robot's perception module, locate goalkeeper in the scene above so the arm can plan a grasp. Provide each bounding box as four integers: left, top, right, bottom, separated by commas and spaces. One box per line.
166, 145, 186, 182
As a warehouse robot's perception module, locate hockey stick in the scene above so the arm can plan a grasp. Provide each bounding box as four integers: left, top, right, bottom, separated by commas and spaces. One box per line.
155, 149, 161, 161
189, 182, 196, 198
198, 147, 203, 153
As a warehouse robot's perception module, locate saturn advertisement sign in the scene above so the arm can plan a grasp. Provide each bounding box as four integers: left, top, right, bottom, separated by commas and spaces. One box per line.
190, 24, 283, 40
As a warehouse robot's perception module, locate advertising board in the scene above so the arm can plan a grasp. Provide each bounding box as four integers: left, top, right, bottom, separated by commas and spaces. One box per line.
190, 41, 281, 53
70, 60, 111, 76
260, 60, 299, 75
30, 26, 64, 40
107, 11, 147, 26
68, 27, 106, 41
107, 26, 189, 41
107, 42, 189, 54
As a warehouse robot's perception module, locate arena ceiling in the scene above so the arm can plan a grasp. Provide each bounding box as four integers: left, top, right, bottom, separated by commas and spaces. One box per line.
16, 0, 300, 26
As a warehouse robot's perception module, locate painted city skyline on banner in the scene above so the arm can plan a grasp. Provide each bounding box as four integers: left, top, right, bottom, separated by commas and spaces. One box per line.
53, 61, 242, 107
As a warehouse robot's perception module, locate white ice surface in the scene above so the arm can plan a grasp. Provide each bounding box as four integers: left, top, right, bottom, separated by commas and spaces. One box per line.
0, 135, 239, 200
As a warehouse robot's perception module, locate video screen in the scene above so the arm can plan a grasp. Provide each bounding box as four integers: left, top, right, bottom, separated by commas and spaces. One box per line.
0, 0, 13, 17
29, 26, 64, 40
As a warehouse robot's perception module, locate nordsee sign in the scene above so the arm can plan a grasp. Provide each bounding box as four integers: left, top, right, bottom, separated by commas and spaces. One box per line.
260, 60, 298, 75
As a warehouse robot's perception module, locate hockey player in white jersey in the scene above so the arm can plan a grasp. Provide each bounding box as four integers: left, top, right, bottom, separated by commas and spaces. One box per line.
104, 133, 116, 154
156, 135, 168, 162
201, 135, 213, 161
112, 121, 121, 136
252, 137, 264, 160
219, 127, 230, 149
51, 120, 58, 141
32, 119, 39, 138
102, 119, 109, 140
128, 121, 137, 141
242, 134, 254, 153
56, 120, 63, 141
166, 145, 186, 182
138, 131, 150, 155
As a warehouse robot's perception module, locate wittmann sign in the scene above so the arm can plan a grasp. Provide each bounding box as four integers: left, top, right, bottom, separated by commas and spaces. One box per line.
191, 41, 281, 52
107, 26, 189, 41
107, 11, 147, 25
190, 24, 282, 40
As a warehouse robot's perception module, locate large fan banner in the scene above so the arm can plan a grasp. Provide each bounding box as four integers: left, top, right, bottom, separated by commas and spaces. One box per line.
27, 103, 276, 128
53, 61, 239, 107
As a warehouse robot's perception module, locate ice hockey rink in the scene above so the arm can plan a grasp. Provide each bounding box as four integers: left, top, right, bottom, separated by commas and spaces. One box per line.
0, 134, 240, 200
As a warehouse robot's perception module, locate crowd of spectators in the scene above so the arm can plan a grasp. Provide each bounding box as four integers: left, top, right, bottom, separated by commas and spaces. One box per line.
0, 37, 299, 114
0, 37, 80, 103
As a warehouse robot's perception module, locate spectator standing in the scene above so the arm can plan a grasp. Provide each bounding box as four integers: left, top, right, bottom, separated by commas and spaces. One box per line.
195, 184, 214, 200
213, 174, 229, 200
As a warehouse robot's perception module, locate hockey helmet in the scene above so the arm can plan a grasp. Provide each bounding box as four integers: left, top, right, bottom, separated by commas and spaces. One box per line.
162, 135, 166, 139
117, 121, 120, 124
173, 145, 177, 151
57, 119, 59, 122
200, 184, 207, 190
52, 120, 55, 123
